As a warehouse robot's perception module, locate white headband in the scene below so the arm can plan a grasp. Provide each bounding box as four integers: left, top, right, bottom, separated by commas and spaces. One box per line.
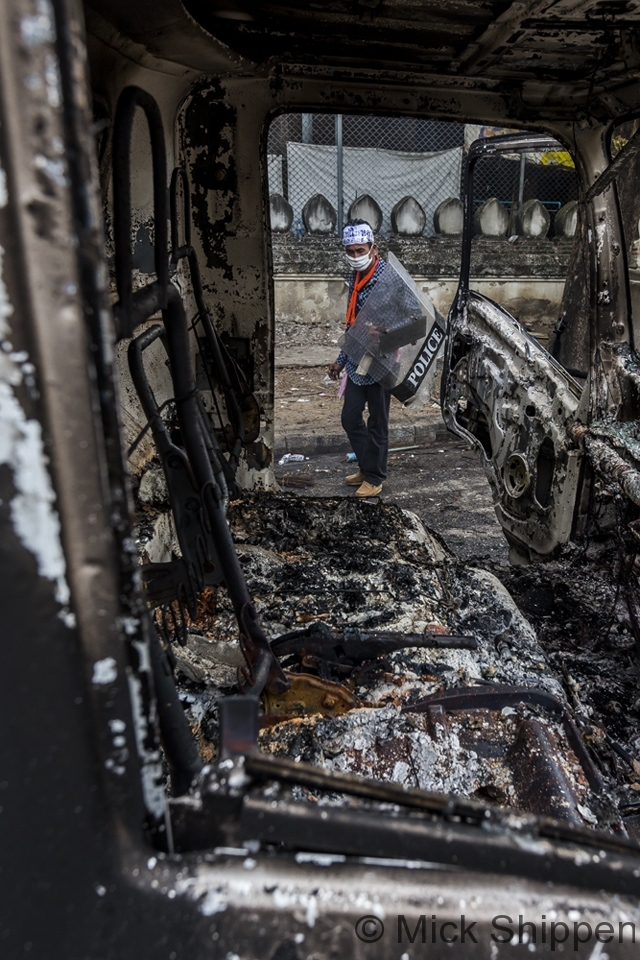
343, 222, 374, 246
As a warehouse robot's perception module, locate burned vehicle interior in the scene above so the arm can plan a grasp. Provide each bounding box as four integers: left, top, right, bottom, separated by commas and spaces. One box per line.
5, 0, 640, 954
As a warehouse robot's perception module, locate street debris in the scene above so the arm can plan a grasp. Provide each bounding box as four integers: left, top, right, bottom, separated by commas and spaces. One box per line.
279, 472, 316, 489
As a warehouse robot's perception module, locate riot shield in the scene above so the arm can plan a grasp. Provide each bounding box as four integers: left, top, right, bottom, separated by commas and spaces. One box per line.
340, 252, 445, 402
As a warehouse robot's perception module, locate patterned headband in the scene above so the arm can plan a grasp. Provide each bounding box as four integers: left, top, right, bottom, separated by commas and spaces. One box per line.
342, 222, 374, 246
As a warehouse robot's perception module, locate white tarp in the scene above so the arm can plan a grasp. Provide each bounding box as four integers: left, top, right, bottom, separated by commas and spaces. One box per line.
267, 154, 283, 195
283, 142, 462, 235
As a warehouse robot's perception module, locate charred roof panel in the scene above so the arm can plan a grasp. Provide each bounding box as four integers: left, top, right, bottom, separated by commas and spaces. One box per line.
181, 0, 515, 70
85, 0, 640, 123
178, 0, 640, 85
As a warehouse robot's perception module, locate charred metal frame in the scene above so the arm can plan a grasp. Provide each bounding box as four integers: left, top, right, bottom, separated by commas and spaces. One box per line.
442, 125, 640, 561
3, 0, 640, 956
441, 133, 592, 561
170, 729, 640, 895
169, 164, 260, 484
128, 323, 224, 615
111, 83, 287, 697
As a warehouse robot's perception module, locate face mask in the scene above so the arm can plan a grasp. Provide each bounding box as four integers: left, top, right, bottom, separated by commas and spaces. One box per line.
345, 251, 373, 271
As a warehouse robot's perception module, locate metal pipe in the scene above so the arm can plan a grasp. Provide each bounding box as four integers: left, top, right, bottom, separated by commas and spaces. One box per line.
112, 86, 169, 340
336, 114, 343, 232
518, 153, 526, 207
301, 113, 313, 144
149, 631, 203, 794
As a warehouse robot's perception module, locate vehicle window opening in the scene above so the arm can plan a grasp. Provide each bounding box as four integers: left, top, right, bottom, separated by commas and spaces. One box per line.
463, 136, 580, 352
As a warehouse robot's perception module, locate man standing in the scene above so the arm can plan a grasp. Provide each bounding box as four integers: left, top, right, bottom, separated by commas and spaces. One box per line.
328, 219, 390, 499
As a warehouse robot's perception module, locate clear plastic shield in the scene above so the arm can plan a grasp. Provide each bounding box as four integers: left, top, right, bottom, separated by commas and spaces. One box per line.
340, 252, 442, 393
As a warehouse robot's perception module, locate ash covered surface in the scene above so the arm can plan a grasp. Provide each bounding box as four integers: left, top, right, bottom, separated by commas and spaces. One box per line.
165, 492, 624, 831
258, 703, 596, 823
217, 493, 555, 695
493, 542, 640, 826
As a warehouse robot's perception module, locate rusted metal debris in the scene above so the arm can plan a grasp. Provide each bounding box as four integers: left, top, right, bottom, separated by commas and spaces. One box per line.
262, 672, 361, 725
403, 684, 608, 826
258, 692, 612, 829
270, 620, 476, 679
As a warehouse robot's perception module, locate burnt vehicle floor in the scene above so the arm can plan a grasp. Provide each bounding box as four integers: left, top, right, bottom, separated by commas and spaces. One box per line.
135, 440, 640, 836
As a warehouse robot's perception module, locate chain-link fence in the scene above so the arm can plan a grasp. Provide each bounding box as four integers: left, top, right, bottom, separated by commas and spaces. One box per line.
473, 153, 578, 232
267, 114, 578, 237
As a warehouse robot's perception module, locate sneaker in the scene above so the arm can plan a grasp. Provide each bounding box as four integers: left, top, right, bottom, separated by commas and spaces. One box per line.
355, 481, 383, 498
345, 470, 366, 486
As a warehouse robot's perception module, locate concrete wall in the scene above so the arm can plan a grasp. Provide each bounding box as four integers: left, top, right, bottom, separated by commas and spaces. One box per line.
273, 234, 574, 344
274, 276, 566, 344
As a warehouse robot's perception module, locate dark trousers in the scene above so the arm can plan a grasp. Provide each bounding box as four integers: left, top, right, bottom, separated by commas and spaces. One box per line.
341, 377, 391, 485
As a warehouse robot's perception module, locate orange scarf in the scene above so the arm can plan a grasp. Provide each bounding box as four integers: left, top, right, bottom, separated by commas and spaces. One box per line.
345, 255, 379, 327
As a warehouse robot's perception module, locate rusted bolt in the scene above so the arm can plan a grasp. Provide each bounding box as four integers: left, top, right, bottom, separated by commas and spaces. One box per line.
568, 422, 587, 440
323, 695, 338, 709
